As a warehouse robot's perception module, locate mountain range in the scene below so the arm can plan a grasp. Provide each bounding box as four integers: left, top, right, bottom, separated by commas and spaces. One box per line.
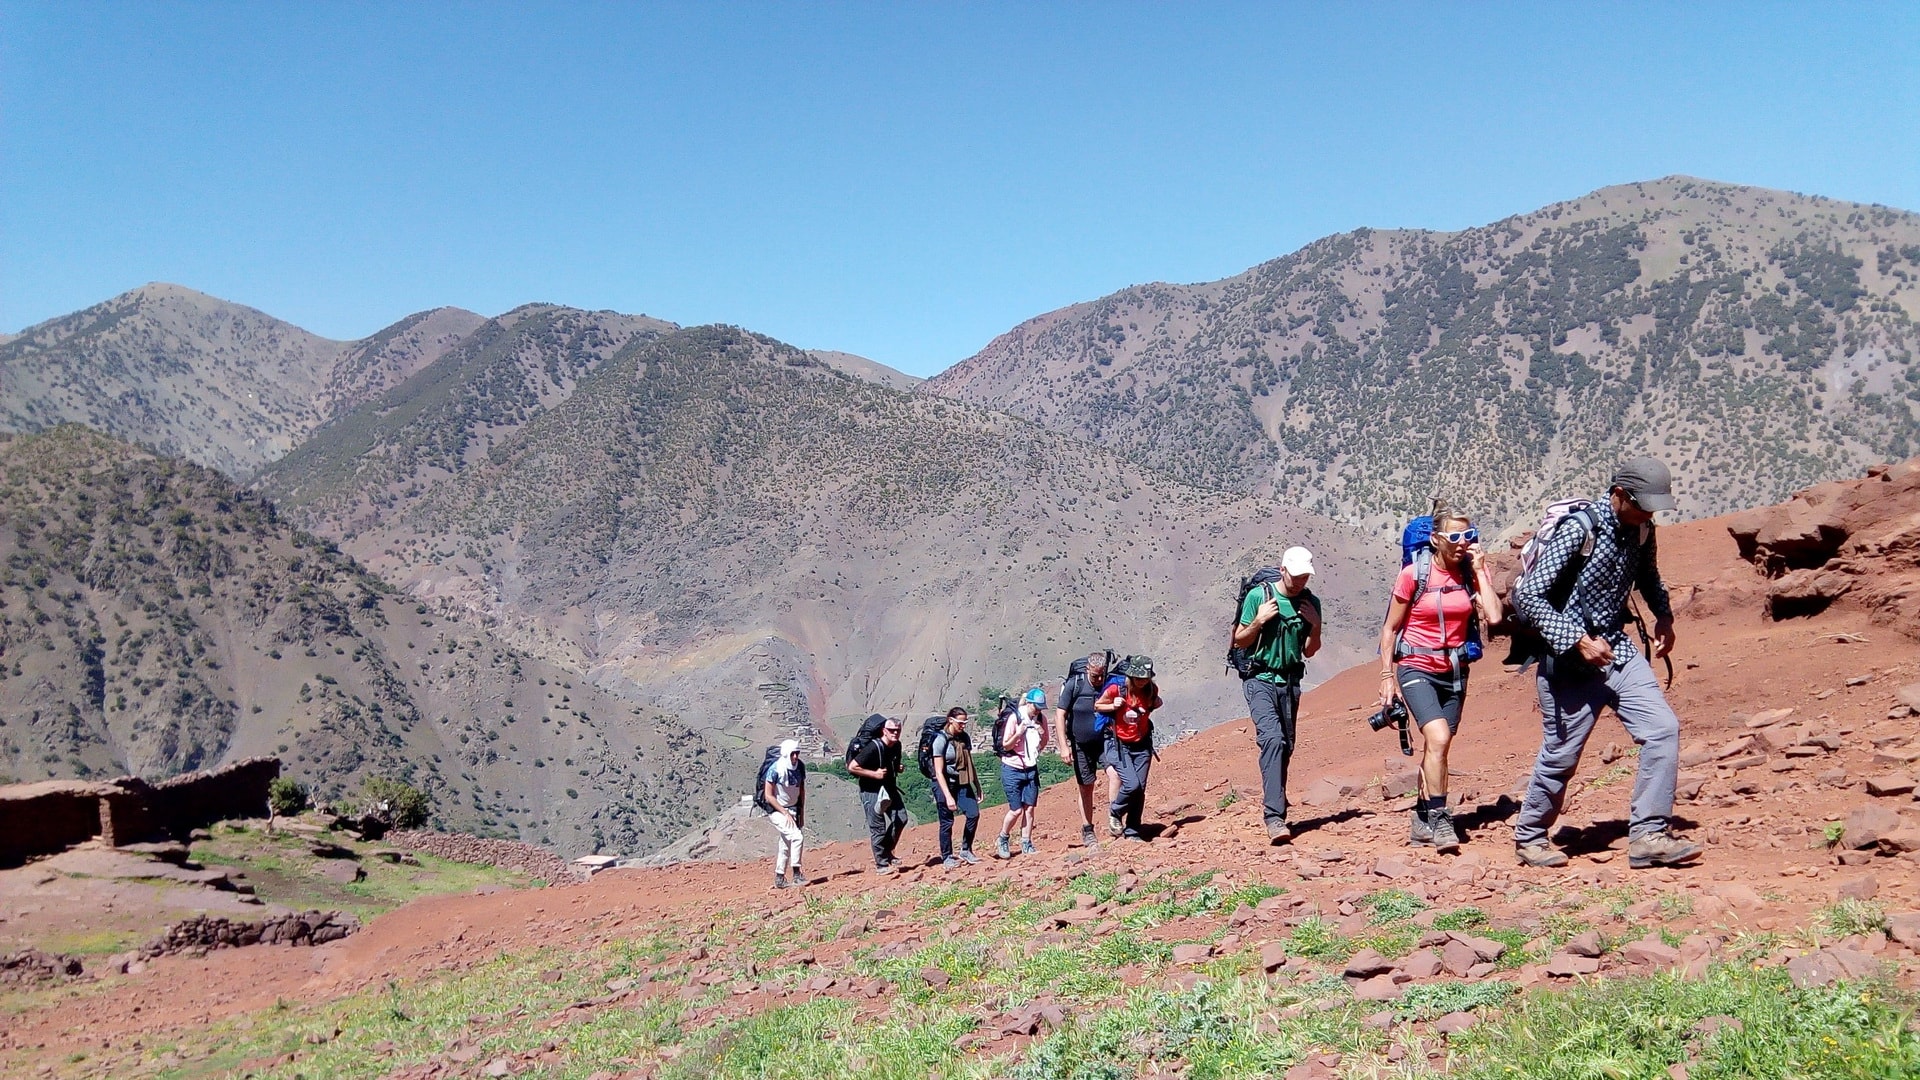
927, 176, 1920, 530
4, 175, 1916, 857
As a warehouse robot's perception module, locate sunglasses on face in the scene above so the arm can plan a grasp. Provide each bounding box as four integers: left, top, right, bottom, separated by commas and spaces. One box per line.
1437, 528, 1479, 544
883, 727, 901, 734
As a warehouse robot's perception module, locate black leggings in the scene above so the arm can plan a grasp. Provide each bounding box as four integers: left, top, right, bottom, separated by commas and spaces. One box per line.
1395, 665, 1467, 734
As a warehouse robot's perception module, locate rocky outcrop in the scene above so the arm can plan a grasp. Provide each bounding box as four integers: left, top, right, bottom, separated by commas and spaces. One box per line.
0, 950, 85, 989
1726, 457, 1920, 632
384, 830, 584, 884
129, 911, 358, 961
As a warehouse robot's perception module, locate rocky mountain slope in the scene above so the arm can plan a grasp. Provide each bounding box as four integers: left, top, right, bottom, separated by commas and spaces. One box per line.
927, 177, 1920, 531
0, 427, 729, 855
263, 324, 1393, 758
8, 460, 1920, 1080
0, 285, 350, 477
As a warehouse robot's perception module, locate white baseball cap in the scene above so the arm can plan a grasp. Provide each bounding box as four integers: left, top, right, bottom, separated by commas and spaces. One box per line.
1280, 546, 1314, 577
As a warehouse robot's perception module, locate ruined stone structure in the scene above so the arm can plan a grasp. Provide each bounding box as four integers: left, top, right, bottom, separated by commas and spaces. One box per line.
0, 757, 280, 866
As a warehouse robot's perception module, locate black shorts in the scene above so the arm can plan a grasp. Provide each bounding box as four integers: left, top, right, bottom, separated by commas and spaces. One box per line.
1395, 665, 1467, 735
1070, 738, 1109, 786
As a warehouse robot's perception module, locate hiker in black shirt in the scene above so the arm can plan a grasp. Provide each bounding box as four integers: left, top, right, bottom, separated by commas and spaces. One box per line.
848, 718, 909, 874
1055, 651, 1113, 849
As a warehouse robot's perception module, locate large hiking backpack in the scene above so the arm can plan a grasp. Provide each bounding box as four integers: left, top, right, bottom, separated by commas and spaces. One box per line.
990, 695, 1018, 757
1392, 515, 1483, 669
1225, 568, 1284, 677
751, 745, 803, 815
1065, 650, 1118, 685
1502, 499, 1664, 684
915, 716, 950, 779
844, 713, 891, 768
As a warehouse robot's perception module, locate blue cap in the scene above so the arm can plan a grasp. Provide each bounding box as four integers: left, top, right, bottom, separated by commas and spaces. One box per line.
1024, 686, 1047, 706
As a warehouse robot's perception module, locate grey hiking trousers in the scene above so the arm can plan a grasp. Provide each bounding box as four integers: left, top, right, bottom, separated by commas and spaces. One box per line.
1514, 652, 1681, 846
1244, 678, 1301, 825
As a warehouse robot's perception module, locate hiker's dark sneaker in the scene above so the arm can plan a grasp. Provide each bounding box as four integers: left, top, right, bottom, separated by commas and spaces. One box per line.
1409, 809, 1434, 846
1108, 814, 1124, 837
875, 863, 898, 876
1021, 837, 1038, 856
773, 874, 790, 889
1627, 831, 1702, 869
1081, 824, 1098, 847
1121, 831, 1147, 843
995, 835, 1011, 859
788, 869, 809, 887
1266, 820, 1292, 845
1429, 810, 1461, 854
957, 849, 979, 865
1515, 842, 1569, 868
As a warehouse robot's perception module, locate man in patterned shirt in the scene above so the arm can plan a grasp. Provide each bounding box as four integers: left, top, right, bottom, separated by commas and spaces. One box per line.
1511, 457, 1702, 870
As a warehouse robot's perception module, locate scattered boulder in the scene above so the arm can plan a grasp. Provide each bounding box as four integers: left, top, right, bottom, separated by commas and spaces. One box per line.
1865, 775, 1916, 798
1837, 876, 1880, 902
1843, 804, 1904, 849
1544, 953, 1601, 977
1564, 930, 1604, 958
1342, 948, 1394, 980
1786, 948, 1881, 988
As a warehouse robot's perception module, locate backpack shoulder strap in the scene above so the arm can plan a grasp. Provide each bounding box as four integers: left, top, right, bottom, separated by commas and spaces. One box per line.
1408, 546, 1434, 606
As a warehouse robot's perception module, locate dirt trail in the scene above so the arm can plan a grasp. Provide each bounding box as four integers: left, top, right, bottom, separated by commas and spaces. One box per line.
7, 467, 1920, 1059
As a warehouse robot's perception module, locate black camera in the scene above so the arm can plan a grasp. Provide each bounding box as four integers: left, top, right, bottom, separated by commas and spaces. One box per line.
1367, 698, 1409, 732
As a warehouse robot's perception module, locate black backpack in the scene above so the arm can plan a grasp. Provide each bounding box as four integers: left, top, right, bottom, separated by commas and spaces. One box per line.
1225, 567, 1285, 677
1064, 649, 1118, 685
750, 745, 803, 814
844, 713, 891, 768
990, 695, 1018, 757
914, 716, 950, 779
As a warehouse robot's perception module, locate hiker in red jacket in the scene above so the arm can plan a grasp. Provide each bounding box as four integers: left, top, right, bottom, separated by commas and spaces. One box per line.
1097, 657, 1162, 841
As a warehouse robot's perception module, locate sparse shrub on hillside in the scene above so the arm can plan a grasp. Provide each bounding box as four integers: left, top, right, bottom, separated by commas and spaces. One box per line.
268, 776, 309, 817
361, 775, 430, 829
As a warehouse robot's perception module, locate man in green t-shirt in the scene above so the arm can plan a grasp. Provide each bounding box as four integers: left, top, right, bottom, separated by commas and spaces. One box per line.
1231, 546, 1322, 844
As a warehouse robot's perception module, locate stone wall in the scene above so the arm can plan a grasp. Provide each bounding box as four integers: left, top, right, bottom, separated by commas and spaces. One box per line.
385, 829, 584, 884
0, 757, 279, 866
0, 780, 121, 865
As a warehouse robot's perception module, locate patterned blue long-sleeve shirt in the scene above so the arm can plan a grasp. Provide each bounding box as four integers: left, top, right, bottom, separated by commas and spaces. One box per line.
1513, 499, 1673, 660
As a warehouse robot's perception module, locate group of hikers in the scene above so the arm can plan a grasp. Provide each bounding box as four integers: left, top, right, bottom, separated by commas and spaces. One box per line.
758, 455, 1702, 888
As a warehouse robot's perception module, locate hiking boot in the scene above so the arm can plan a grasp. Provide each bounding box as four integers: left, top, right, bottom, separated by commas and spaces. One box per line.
996, 835, 1011, 859
1266, 820, 1291, 845
1108, 814, 1124, 837
788, 869, 809, 887
1081, 824, 1098, 847
875, 863, 898, 876
774, 874, 790, 889
1627, 830, 1702, 869
1409, 809, 1434, 846
942, 856, 960, 870
1021, 837, 1038, 856
1515, 842, 1569, 868
957, 849, 979, 865
1429, 810, 1461, 854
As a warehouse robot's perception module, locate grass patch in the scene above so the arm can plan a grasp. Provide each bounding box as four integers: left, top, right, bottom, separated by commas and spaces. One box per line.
1445, 965, 1920, 1079
1432, 905, 1491, 932
1397, 980, 1516, 1021
1360, 888, 1428, 925
1820, 900, 1890, 939
1285, 916, 1352, 963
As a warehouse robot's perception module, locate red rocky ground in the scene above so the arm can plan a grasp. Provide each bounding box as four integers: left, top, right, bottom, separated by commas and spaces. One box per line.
4, 459, 1918, 1075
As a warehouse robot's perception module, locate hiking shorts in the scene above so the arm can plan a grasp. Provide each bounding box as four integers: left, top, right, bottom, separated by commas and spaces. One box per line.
1070, 737, 1108, 786
1395, 665, 1468, 735
1001, 765, 1040, 810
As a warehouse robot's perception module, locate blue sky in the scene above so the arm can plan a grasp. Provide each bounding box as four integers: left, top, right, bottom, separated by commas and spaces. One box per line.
4, 3, 1916, 375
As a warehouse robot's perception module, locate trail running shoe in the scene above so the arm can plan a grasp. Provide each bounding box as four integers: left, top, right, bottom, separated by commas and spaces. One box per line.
1266, 820, 1292, 845
957, 849, 979, 865
788, 869, 809, 887
996, 835, 1011, 859
1515, 842, 1569, 868
1021, 837, 1037, 856
1409, 809, 1434, 846
1627, 830, 1702, 869
1430, 810, 1461, 854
